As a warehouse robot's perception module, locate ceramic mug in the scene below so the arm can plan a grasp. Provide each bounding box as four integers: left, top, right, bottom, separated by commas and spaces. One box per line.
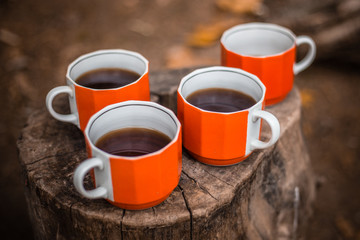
177, 66, 280, 166
46, 49, 150, 131
73, 101, 182, 210
221, 22, 316, 105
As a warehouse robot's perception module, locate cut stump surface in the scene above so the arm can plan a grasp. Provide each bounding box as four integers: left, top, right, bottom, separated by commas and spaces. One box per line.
17, 68, 316, 239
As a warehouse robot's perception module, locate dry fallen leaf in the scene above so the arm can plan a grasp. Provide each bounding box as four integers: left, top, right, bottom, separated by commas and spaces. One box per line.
127, 19, 155, 37
300, 89, 315, 108
216, 0, 263, 15
0, 28, 21, 47
335, 215, 355, 239
165, 45, 216, 69
186, 18, 239, 47
9, 72, 38, 103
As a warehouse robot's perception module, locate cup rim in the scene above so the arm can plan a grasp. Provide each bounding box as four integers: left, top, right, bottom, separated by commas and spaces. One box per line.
66, 49, 149, 91
85, 100, 181, 160
221, 22, 296, 58
177, 66, 265, 115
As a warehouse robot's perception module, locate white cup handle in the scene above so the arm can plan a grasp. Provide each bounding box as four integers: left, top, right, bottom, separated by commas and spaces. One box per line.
293, 36, 316, 75
250, 110, 280, 151
45, 86, 78, 125
73, 157, 108, 199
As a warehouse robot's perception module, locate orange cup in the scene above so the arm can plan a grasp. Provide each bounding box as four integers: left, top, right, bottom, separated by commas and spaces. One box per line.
73, 101, 182, 210
46, 49, 150, 131
177, 67, 280, 166
221, 22, 316, 105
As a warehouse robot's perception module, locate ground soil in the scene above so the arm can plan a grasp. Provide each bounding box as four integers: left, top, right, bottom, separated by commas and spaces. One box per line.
0, 0, 359, 239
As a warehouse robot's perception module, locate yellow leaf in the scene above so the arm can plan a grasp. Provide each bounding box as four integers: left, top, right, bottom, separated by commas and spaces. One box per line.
216, 0, 263, 14
300, 89, 314, 108
336, 215, 355, 239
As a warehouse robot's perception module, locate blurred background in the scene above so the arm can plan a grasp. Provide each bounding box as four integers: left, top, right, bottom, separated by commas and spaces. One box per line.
0, 0, 359, 239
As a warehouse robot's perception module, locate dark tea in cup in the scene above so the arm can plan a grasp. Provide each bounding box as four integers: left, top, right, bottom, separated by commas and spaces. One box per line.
95, 127, 171, 157
76, 68, 140, 89
186, 88, 256, 113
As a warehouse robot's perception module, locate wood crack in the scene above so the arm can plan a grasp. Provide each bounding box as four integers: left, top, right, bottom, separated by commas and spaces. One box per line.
177, 185, 193, 240
121, 209, 125, 240
26, 150, 82, 166
182, 170, 218, 201
69, 200, 79, 227
202, 168, 236, 188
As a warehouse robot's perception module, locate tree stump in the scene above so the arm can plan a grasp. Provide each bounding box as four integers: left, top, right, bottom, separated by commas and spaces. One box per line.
17, 68, 316, 240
